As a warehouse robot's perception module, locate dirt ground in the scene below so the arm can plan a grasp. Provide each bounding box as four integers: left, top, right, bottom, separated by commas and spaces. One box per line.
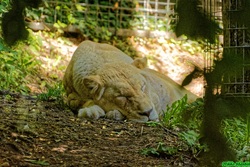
0, 32, 208, 166
0, 91, 199, 167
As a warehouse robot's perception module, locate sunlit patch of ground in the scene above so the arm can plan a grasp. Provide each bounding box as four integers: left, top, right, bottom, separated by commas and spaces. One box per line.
130, 37, 205, 97
33, 32, 206, 97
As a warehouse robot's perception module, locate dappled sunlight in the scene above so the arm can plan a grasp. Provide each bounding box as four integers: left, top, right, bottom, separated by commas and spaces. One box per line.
38, 32, 77, 76
129, 37, 205, 97
26, 32, 78, 93
29, 32, 205, 97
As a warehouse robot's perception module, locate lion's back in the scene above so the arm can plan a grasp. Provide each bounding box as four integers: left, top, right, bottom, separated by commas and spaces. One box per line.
72, 40, 133, 66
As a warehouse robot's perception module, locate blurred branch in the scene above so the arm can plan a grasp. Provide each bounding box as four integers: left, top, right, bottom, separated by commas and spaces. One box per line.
175, 0, 221, 43
1, 0, 42, 46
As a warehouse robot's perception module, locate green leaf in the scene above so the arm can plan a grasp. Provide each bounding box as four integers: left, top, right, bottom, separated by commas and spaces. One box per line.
24, 159, 49, 166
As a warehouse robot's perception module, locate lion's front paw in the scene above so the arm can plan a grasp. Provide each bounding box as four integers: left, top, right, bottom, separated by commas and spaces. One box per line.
78, 105, 105, 120
106, 110, 125, 121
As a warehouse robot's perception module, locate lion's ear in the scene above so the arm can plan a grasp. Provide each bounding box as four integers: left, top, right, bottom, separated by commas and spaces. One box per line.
132, 57, 148, 69
83, 75, 105, 100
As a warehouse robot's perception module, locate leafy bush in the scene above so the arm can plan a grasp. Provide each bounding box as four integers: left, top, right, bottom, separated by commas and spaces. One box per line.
141, 142, 178, 157
159, 95, 250, 161
179, 130, 207, 154
142, 96, 205, 158
38, 82, 64, 101
0, 30, 41, 93
37, 82, 66, 107
161, 95, 188, 129
0, 0, 11, 16
222, 117, 250, 161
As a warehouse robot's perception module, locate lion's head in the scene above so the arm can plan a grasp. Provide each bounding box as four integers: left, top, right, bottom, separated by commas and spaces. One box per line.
82, 62, 159, 122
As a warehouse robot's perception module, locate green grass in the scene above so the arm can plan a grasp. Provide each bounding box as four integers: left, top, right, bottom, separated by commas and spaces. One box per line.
143, 96, 250, 161
37, 82, 66, 107
141, 142, 178, 157
222, 117, 250, 161
0, 31, 42, 93
161, 95, 188, 129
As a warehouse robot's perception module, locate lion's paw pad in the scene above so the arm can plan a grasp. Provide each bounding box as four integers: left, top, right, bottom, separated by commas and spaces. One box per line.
78, 105, 105, 120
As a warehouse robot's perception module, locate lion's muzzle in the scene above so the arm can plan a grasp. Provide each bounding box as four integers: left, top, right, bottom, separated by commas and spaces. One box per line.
148, 107, 159, 121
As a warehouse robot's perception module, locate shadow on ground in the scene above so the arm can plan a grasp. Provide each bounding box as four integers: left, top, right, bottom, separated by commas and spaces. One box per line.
0, 92, 199, 167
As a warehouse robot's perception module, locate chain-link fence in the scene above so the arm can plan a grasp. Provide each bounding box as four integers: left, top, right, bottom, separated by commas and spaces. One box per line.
33, 0, 177, 37
202, 0, 223, 72
221, 0, 250, 97
202, 0, 250, 97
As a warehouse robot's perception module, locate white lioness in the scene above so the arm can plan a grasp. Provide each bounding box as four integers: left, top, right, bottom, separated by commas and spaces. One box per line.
63, 40, 198, 122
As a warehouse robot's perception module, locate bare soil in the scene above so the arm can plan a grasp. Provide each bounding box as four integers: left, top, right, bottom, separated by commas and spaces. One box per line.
0, 32, 207, 166
0, 92, 199, 167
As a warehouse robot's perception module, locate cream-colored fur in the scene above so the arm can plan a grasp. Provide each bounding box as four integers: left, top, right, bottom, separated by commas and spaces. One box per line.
63, 40, 198, 122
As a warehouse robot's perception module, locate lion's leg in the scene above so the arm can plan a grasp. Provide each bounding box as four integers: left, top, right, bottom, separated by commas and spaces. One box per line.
78, 101, 125, 121
78, 104, 105, 120
67, 92, 84, 114
106, 110, 125, 121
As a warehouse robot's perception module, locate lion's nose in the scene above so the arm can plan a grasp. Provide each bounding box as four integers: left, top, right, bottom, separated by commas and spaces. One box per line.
143, 108, 153, 117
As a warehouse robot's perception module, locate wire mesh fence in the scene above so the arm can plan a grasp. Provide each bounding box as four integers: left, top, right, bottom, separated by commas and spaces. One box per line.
202, 0, 223, 72
201, 0, 250, 98
38, 0, 177, 37
221, 0, 250, 97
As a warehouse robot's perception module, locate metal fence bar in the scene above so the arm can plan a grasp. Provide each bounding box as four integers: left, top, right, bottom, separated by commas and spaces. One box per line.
42, 0, 177, 34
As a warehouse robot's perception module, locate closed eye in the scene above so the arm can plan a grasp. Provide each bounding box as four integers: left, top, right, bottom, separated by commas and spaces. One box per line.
115, 96, 127, 107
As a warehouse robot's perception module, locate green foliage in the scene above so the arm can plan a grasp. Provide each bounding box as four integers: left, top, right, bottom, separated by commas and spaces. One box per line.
161, 95, 188, 129
222, 118, 250, 161
37, 82, 67, 107
145, 121, 161, 127
53, 20, 67, 34
182, 98, 204, 129
0, 32, 41, 93
248, 115, 250, 144
112, 37, 137, 58
144, 97, 206, 158
179, 130, 207, 154
141, 142, 178, 157
1, 0, 42, 45
0, 0, 11, 15
25, 7, 44, 21
38, 82, 65, 106
175, 0, 221, 43
78, 19, 113, 42
163, 97, 206, 154
24, 159, 49, 166
24, 1, 175, 41
157, 97, 250, 160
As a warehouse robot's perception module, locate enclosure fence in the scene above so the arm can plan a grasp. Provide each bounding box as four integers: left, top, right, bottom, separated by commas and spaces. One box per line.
221, 0, 250, 97
41, 0, 177, 37
201, 0, 250, 98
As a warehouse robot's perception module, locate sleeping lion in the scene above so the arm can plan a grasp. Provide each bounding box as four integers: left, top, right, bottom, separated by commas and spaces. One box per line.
63, 40, 198, 122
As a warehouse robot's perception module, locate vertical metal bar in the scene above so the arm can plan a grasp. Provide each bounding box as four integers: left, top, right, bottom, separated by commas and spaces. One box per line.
144, 0, 146, 29
146, 0, 149, 30
166, 0, 170, 32
108, 0, 110, 28
155, 0, 158, 30
119, 0, 122, 29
